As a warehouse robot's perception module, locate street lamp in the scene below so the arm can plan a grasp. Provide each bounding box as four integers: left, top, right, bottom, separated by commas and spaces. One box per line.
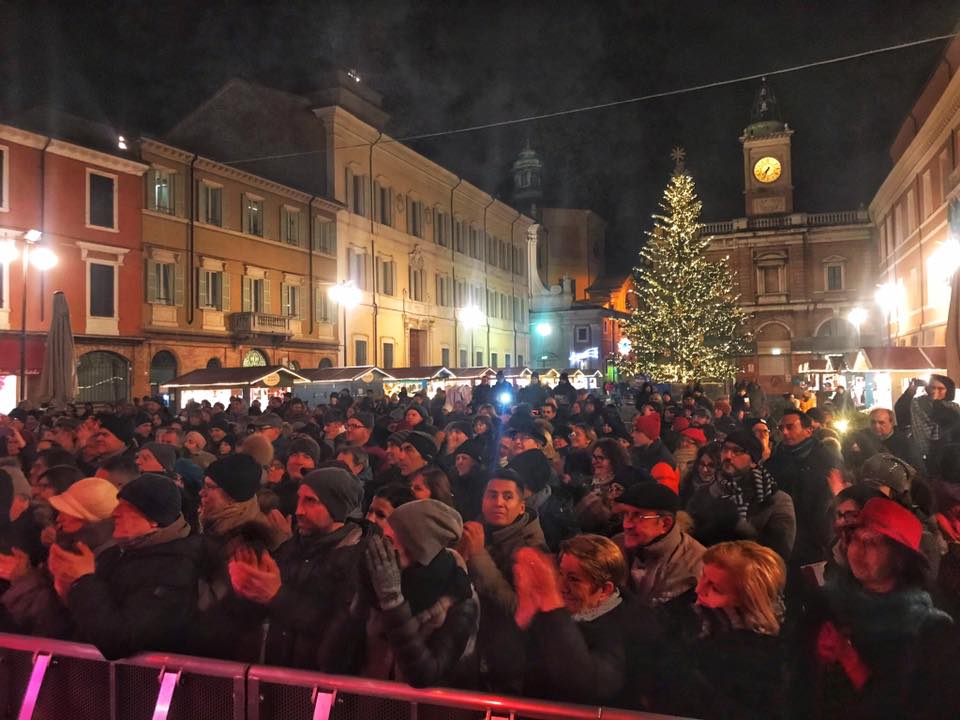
458, 304, 485, 366
847, 306, 868, 335
535, 322, 552, 337
874, 282, 902, 345
328, 281, 361, 366
0, 230, 59, 400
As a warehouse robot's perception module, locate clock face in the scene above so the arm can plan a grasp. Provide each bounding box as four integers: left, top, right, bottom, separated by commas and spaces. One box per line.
753, 156, 782, 183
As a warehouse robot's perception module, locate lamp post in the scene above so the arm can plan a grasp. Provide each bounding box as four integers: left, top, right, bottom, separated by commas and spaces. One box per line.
328, 281, 361, 366
874, 282, 900, 346
0, 230, 58, 401
458, 305, 485, 366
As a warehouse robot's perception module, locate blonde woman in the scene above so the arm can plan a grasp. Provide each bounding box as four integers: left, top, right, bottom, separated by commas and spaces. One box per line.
684, 540, 786, 720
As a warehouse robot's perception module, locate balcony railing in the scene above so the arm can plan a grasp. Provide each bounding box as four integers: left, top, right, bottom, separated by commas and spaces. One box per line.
230, 312, 292, 336
701, 209, 870, 236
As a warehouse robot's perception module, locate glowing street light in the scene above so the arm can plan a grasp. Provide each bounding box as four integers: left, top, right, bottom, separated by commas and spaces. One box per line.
535, 322, 552, 337
328, 281, 361, 366
847, 306, 868, 332
617, 338, 632, 355
458, 305, 486, 365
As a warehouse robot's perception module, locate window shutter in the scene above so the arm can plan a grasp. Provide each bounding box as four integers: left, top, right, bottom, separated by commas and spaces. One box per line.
146, 171, 157, 211
315, 284, 323, 322
241, 194, 248, 233
145, 260, 158, 302
242, 276, 252, 312
262, 278, 271, 313
174, 264, 184, 306
221, 271, 231, 311
196, 181, 206, 222
281, 283, 290, 315
197, 269, 207, 308
172, 173, 183, 216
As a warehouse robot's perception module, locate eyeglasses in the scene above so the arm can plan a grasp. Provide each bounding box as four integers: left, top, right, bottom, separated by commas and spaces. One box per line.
698, 460, 716, 469
345, 423, 365, 430
836, 510, 860, 522
592, 454, 608, 462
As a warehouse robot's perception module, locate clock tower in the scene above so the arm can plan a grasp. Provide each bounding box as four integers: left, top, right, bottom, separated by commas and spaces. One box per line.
742, 78, 794, 216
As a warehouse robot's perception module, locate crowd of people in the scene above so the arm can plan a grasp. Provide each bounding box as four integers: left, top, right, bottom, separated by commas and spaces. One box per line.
1, 369, 960, 718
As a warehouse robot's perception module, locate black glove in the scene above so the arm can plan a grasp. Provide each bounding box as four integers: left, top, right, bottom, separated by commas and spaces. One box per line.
365, 535, 404, 610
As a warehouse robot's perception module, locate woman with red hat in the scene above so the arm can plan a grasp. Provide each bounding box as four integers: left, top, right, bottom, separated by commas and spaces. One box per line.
797, 497, 959, 719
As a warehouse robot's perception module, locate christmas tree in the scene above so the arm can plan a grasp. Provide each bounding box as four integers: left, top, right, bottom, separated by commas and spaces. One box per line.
618, 149, 750, 383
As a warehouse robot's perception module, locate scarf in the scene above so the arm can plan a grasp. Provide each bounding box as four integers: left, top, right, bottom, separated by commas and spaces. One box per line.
116, 515, 191, 551
202, 497, 269, 539
402, 547, 472, 614
573, 589, 623, 622
718, 464, 778, 519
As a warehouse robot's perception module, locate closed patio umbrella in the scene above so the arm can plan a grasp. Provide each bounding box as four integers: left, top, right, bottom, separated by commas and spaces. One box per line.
39, 291, 78, 405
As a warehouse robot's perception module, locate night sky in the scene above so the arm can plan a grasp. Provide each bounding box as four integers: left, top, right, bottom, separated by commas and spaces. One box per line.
2, 1, 958, 268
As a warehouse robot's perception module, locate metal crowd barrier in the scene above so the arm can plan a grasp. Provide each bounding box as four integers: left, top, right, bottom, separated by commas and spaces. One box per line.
0, 632, 691, 720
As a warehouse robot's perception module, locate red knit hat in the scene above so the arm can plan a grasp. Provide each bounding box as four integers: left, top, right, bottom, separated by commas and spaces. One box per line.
679, 428, 707, 446
633, 413, 661, 441
858, 497, 923, 555
672, 417, 691, 432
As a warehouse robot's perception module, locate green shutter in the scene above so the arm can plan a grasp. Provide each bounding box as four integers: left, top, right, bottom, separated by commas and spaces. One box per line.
145, 259, 157, 302
174, 263, 184, 306
197, 269, 207, 308
221, 271, 231, 311
242, 276, 252, 312
262, 278, 271, 313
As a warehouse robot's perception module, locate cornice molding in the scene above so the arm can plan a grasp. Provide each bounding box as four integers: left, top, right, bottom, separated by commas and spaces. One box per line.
0, 124, 47, 149
48, 140, 148, 175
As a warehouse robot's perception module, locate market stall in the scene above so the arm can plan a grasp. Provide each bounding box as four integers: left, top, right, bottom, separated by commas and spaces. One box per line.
848, 346, 947, 409
295, 366, 395, 404
381, 366, 457, 398
160, 366, 309, 409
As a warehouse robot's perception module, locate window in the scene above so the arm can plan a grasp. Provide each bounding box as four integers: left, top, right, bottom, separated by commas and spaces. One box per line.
146, 260, 176, 305
282, 207, 301, 246
491, 352, 498, 368
409, 267, 424, 301
476, 350, 483, 366
454, 219, 465, 254
441, 347, 450, 367
355, 339, 368, 365
316, 285, 332, 323
455, 280, 466, 307
349, 248, 368, 289
0, 146, 7, 211
281, 283, 301, 317
87, 170, 117, 230
922, 170, 934, 219
576, 326, 590, 343
313, 217, 336, 254
826, 264, 843, 291
382, 342, 394, 369
198, 269, 225, 309
378, 257, 396, 296
199, 182, 222, 226
90, 263, 115, 317
374, 181, 392, 226
345, 167, 368, 216
517, 354, 524, 367
435, 210, 449, 246
244, 195, 264, 237
505, 353, 511, 367
469, 227, 481, 259
147, 168, 175, 214
406, 197, 424, 238
436, 275, 452, 307
755, 252, 787, 296
460, 349, 468, 367
242, 276, 269, 313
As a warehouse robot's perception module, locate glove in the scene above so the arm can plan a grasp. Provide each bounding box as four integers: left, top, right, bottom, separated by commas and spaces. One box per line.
365, 535, 404, 610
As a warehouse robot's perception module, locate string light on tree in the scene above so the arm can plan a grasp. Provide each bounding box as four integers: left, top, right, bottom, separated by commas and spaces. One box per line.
617, 150, 751, 383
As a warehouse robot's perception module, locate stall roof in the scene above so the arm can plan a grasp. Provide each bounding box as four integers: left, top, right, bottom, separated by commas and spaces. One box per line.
563, 368, 603, 377
531, 368, 561, 377
384, 366, 455, 381
296, 366, 395, 383
500, 366, 532, 377
799, 358, 830, 372
451, 367, 495, 380
852, 347, 947, 372
161, 366, 309, 389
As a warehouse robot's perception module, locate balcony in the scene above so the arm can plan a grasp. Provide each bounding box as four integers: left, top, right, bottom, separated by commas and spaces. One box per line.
229, 312, 292, 337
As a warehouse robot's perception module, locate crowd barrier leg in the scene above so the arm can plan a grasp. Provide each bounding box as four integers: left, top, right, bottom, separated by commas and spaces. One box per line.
151, 669, 181, 720
16, 652, 51, 720
310, 689, 336, 720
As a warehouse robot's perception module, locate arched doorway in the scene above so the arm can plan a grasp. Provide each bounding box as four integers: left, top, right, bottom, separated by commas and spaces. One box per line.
77, 351, 131, 403
242, 349, 268, 367
755, 322, 792, 380
149, 351, 178, 396
206, 357, 222, 369
815, 317, 858, 353
319, 357, 333, 369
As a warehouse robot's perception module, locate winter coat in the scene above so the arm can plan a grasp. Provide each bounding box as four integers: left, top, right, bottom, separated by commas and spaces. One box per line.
842, 429, 924, 475
630, 439, 676, 474
451, 466, 487, 524
265, 522, 369, 670
468, 511, 548, 693
65, 520, 205, 660
523, 594, 664, 709
615, 524, 704, 632
766, 438, 837, 567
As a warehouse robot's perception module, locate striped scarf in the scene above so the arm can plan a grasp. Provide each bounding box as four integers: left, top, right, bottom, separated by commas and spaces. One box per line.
719, 464, 778, 519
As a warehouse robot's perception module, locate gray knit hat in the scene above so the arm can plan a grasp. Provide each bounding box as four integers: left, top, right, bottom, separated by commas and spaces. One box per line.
387, 499, 463, 566
141, 442, 178, 474
301, 467, 363, 523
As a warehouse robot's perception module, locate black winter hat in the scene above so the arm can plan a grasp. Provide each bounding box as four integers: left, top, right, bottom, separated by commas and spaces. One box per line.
455, 437, 486, 464
723, 428, 763, 464
353, 412, 374, 429
285, 436, 322, 464
404, 431, 438, 463
616, 481, 680, 514
444, 421, 474, 438
507, 448, 551, 493
97, 414, 134, 445
205, 453, 262, 502
301, 467, 363, 523
118, 473, 182, 527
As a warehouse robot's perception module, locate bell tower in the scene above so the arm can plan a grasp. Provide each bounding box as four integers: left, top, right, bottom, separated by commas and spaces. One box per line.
741, 78, 794, 216
511, 139, 544, 220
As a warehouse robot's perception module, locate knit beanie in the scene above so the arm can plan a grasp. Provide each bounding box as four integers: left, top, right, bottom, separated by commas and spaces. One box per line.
507, 448, 551, 493
354, 412, 375, 429
860, 453, 916, 497
141, 442, 178, 474
405, 404, 429, 423
404, 431, 438, 463
724, 428, 763, 463
285, 435, 322, 464
680, 428, 708, 446
97, 414, 134, 445
388, 499, 463, 566
300, 467, 364, 523
455, 437, 486, 464
205, 453, 262, 502
672, 417, 691, 432
633, 413, 661, 441
49, 477, 119, 522
117, 474, 182, 527
444, 421, 474, 438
